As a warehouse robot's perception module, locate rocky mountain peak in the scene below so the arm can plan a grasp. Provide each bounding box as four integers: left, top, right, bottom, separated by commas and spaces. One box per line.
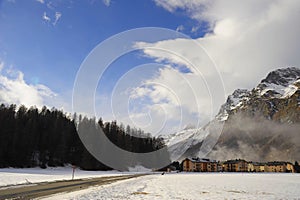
230, 89, 250, 100
215, 89, 250, 121
164, 67, 300, 161
261, 67, 300, 86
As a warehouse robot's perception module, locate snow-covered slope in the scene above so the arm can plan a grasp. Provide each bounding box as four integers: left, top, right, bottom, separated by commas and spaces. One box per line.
216, 89, 250, 121
163, 128, 206, 147
163, 127, 210, 160
164, 67, 300, 161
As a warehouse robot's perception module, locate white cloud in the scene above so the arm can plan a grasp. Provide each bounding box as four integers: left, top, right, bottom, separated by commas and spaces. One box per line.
102, 0, 111, 7
127, 66, 214, 134
47, 1, 55, 10
129, 0, 300, 132
191, 26, 199, 33
176, 25, 184, 32
0, 62, 57, 108
53, 12, 62, 26
151, 0, 300, 88
36, 0, 45, 4
42, 11, 62, 26
42, 12, 51, 23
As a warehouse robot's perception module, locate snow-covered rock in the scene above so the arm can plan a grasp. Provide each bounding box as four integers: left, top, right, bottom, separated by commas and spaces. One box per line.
163, 67, 300, 161
255, 67, 300, 98
216, 89, 250, 121
164, 127, 209, 160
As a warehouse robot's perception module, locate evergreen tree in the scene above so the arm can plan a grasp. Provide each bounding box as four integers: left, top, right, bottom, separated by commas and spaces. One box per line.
0, 104, 169, 170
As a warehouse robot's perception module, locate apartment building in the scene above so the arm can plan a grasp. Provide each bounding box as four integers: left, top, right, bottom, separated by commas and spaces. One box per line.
182, 158, 218, 172
223, 159, 248, 172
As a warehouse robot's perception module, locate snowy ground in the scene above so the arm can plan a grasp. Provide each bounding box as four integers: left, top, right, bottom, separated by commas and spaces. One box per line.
0, 167, 130, 187
42, 173, 300, 200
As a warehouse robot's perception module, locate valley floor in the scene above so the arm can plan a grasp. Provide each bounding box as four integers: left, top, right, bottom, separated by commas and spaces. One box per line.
42, 172, 300, 200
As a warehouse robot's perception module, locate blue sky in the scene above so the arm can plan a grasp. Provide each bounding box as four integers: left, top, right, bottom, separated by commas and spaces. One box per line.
0, 0, 203, 92
0, 0, 206, 134
1, 0, 299, 135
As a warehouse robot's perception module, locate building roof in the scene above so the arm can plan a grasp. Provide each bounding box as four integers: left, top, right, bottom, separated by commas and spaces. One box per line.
224, 159, 247, 164
266, 161, 288, 166
252, 162, 266, 166
185, 157, 217, 163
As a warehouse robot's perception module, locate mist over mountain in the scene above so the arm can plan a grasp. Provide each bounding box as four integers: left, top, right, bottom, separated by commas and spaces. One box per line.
209, 114, 300, 162
166, 67, 300, 162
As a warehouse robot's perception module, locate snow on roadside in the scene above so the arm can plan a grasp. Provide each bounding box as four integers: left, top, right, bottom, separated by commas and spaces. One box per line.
42, 173, 300, 200
128, 165, 152, 172
0, 167, 130, 187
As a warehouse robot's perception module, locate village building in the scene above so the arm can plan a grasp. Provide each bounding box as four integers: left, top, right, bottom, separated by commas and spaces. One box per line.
181, 158, 296, 173
217, 162, 224, 172
223, 159, 248, 172
265, 162, 295, 173
182, 158, 218, 172
286, 162, 295, 173
247, 162, 254, 172
253, 162, 265, 172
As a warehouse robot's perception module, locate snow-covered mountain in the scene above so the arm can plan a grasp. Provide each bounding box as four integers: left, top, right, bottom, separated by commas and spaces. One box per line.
215, 89, 250, 121
165, 67, 300, 161
217, 67, 300, 120
256, 67, 300, 98
163, 126, 209, 160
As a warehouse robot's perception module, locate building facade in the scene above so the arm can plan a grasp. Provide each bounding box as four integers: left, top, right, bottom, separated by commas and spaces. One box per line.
182, 158, 218, 172
265, 162, 295, 173
253, 162, 265, 172
223, 159, 248, 172
182, 158, 295, 173
248, 162, 254, 172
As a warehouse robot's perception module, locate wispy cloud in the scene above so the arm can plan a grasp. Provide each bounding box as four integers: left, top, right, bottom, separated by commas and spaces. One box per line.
42, 12, 51, 23
36, 0, 45, 4
176, 25, 184, 32
47, 1, 55, 10
102, 0, 111, 7
191, 26, 199, 33
52, 12, 62, 26
42, 11, 62, 26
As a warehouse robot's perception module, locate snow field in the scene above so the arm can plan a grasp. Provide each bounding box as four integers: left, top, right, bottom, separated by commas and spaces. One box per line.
0, 167, 130, 187
42, 172, 300, 200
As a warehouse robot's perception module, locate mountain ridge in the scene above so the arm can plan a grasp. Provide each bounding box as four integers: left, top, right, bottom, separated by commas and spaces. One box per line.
165, 67, 300, 161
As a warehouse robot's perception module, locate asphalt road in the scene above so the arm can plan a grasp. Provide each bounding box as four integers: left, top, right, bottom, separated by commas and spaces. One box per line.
0, 174, 146, 200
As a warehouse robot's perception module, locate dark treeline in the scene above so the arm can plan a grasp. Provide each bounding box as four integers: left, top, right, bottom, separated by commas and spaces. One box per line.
0, 104, 166, 170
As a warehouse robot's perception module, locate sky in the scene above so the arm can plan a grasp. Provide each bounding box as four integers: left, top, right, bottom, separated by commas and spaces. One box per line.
0, 0, 300, 135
